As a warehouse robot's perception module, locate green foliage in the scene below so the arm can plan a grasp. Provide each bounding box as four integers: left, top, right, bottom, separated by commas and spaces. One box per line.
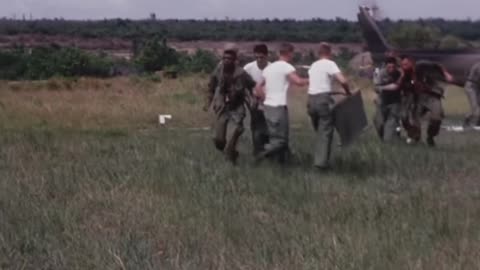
135, 36, 179, 72
178, 50, 219, 74
1, 18, 480, 44
388, 23, 442, 49
334, 47, 356, 69
0, 46, 114, 80
438, 35, 470, 49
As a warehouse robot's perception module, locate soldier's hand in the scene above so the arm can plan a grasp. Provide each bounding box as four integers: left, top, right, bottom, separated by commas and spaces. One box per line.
202, 104, 210, 112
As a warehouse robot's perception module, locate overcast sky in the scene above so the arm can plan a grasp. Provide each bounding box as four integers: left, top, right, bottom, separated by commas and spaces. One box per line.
2, 0, 480, 20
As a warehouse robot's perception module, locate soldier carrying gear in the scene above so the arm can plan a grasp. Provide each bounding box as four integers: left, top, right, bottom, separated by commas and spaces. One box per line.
399, 56, 454, 147
244, 44, 271, 155
204, 47, 256, 164
464, 62, 480, 127
373, 57, 402, 142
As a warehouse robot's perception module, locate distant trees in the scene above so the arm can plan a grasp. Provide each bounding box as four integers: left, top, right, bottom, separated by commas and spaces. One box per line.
0, 47, 114, 80
388, 23, 441, 49
387, 22, 473, 50
135, 36, 179, 72
0, 37, 221, 80
0, 18, 479, 44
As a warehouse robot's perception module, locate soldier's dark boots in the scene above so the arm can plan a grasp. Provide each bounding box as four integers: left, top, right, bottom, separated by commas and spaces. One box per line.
427, 137, 436, 147
214, 139, 226, 152
315, 164, 331, 172
463, 116, 472, 127
226, 150, 239, 165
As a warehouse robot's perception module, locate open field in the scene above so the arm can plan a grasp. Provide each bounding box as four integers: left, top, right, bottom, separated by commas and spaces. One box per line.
1, 76, 480, 269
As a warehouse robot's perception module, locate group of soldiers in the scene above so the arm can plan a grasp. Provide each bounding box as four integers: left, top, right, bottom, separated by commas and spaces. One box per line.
203, 42, 480, 169
374, 53, 480, 146
373, 53, 453, 146
204, 42, 349, 169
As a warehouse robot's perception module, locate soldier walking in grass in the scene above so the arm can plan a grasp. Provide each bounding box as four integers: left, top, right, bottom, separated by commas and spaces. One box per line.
244, 44, 271, 155
254, 43, 308, 164
373, 57, 402, 142
307, 43, 351, 170
464, 62, 480, 127
399, 55, 454, 147
204, 46, 256, 164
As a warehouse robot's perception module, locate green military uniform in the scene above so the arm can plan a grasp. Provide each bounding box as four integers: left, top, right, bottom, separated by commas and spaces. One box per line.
373, 68, 402, 142
401, 61, 446, 145
249, 100, 270, 155
465, 62, 480, 126
206, 64, 256, 163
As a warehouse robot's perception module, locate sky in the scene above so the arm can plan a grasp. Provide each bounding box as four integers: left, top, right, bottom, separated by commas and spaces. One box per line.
2, 0, 480, 20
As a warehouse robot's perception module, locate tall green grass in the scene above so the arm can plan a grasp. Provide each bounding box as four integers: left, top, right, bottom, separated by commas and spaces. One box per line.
1, 77, 479, 269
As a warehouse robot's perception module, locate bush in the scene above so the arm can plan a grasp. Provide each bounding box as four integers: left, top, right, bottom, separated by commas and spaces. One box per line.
0, 46, 115, 80
178, 50, 219, 74
135, 36, 179, 73
388, 23, 441, 49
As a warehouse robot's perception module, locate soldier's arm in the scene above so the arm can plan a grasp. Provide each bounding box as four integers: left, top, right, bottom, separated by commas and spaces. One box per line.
377, 83, 399, 91
334, 72, 352, 96
244, 73, 256, 93
204, 73, 218, 112
254, 78, 266, 101
287, 72, 309, 87
441, 66, 454, 83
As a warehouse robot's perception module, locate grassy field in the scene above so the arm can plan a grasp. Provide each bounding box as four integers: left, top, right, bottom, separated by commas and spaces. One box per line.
1, 75, 480, 270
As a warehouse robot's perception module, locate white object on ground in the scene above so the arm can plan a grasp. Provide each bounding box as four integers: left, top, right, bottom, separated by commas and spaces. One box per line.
159, 114, 172, 125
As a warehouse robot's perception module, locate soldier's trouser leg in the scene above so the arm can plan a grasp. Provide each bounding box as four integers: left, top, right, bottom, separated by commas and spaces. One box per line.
213, 111, 229, 151
308, 94, 334, 168
261, 105, 289, 162
383, 103, 401, 143
402, 96, 421, 142
250, 108, 269, 155
425, 97, 444, 139
373, 100, 385, 140
224, 106, 246, 162
464, 82, 480, 125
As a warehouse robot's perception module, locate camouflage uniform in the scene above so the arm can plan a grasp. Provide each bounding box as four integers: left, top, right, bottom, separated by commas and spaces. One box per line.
373, 67, 401, 142
401, 61, 446, 144
206, 63, 256, 163
465, 62, 480, 126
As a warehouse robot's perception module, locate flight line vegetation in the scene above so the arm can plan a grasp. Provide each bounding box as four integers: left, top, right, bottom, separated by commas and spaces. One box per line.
1, 17, 480, 44
0, 18, 479, 80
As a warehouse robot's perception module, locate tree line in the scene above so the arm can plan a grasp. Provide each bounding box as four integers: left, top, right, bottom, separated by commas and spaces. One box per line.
0, 35, 358, 80
1, 18, 479, 44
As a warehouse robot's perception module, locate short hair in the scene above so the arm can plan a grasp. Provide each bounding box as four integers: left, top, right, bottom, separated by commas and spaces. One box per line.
279, 43, 294, 56
254, 44, 268, 55
224, 49, 237, 59
400, 55, 414, 62
318, 42, 332, 55
385, 57, 397, 65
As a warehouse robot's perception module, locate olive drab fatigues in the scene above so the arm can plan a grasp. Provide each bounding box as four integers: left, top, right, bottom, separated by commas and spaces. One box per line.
465, 63, 480, 126
206, 64, 256, 162
400, 62, 446, 143
249, 101, 270, 155
373, 68, 401, 142
307, 93, 335, 168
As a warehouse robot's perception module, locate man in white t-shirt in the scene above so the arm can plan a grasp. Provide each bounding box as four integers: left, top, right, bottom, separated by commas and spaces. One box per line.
244, 44, 271, 155
254, 43, 309, 164
307, 42, 351, 170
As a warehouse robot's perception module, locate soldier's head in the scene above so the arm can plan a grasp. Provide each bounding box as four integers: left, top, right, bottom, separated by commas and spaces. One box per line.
279, 43, 295, 62
222, 49, 238, 71
253, 44, 269, 69
318, 42, 332, 59
385, 57, 397, 74
400, 55, 415, 73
